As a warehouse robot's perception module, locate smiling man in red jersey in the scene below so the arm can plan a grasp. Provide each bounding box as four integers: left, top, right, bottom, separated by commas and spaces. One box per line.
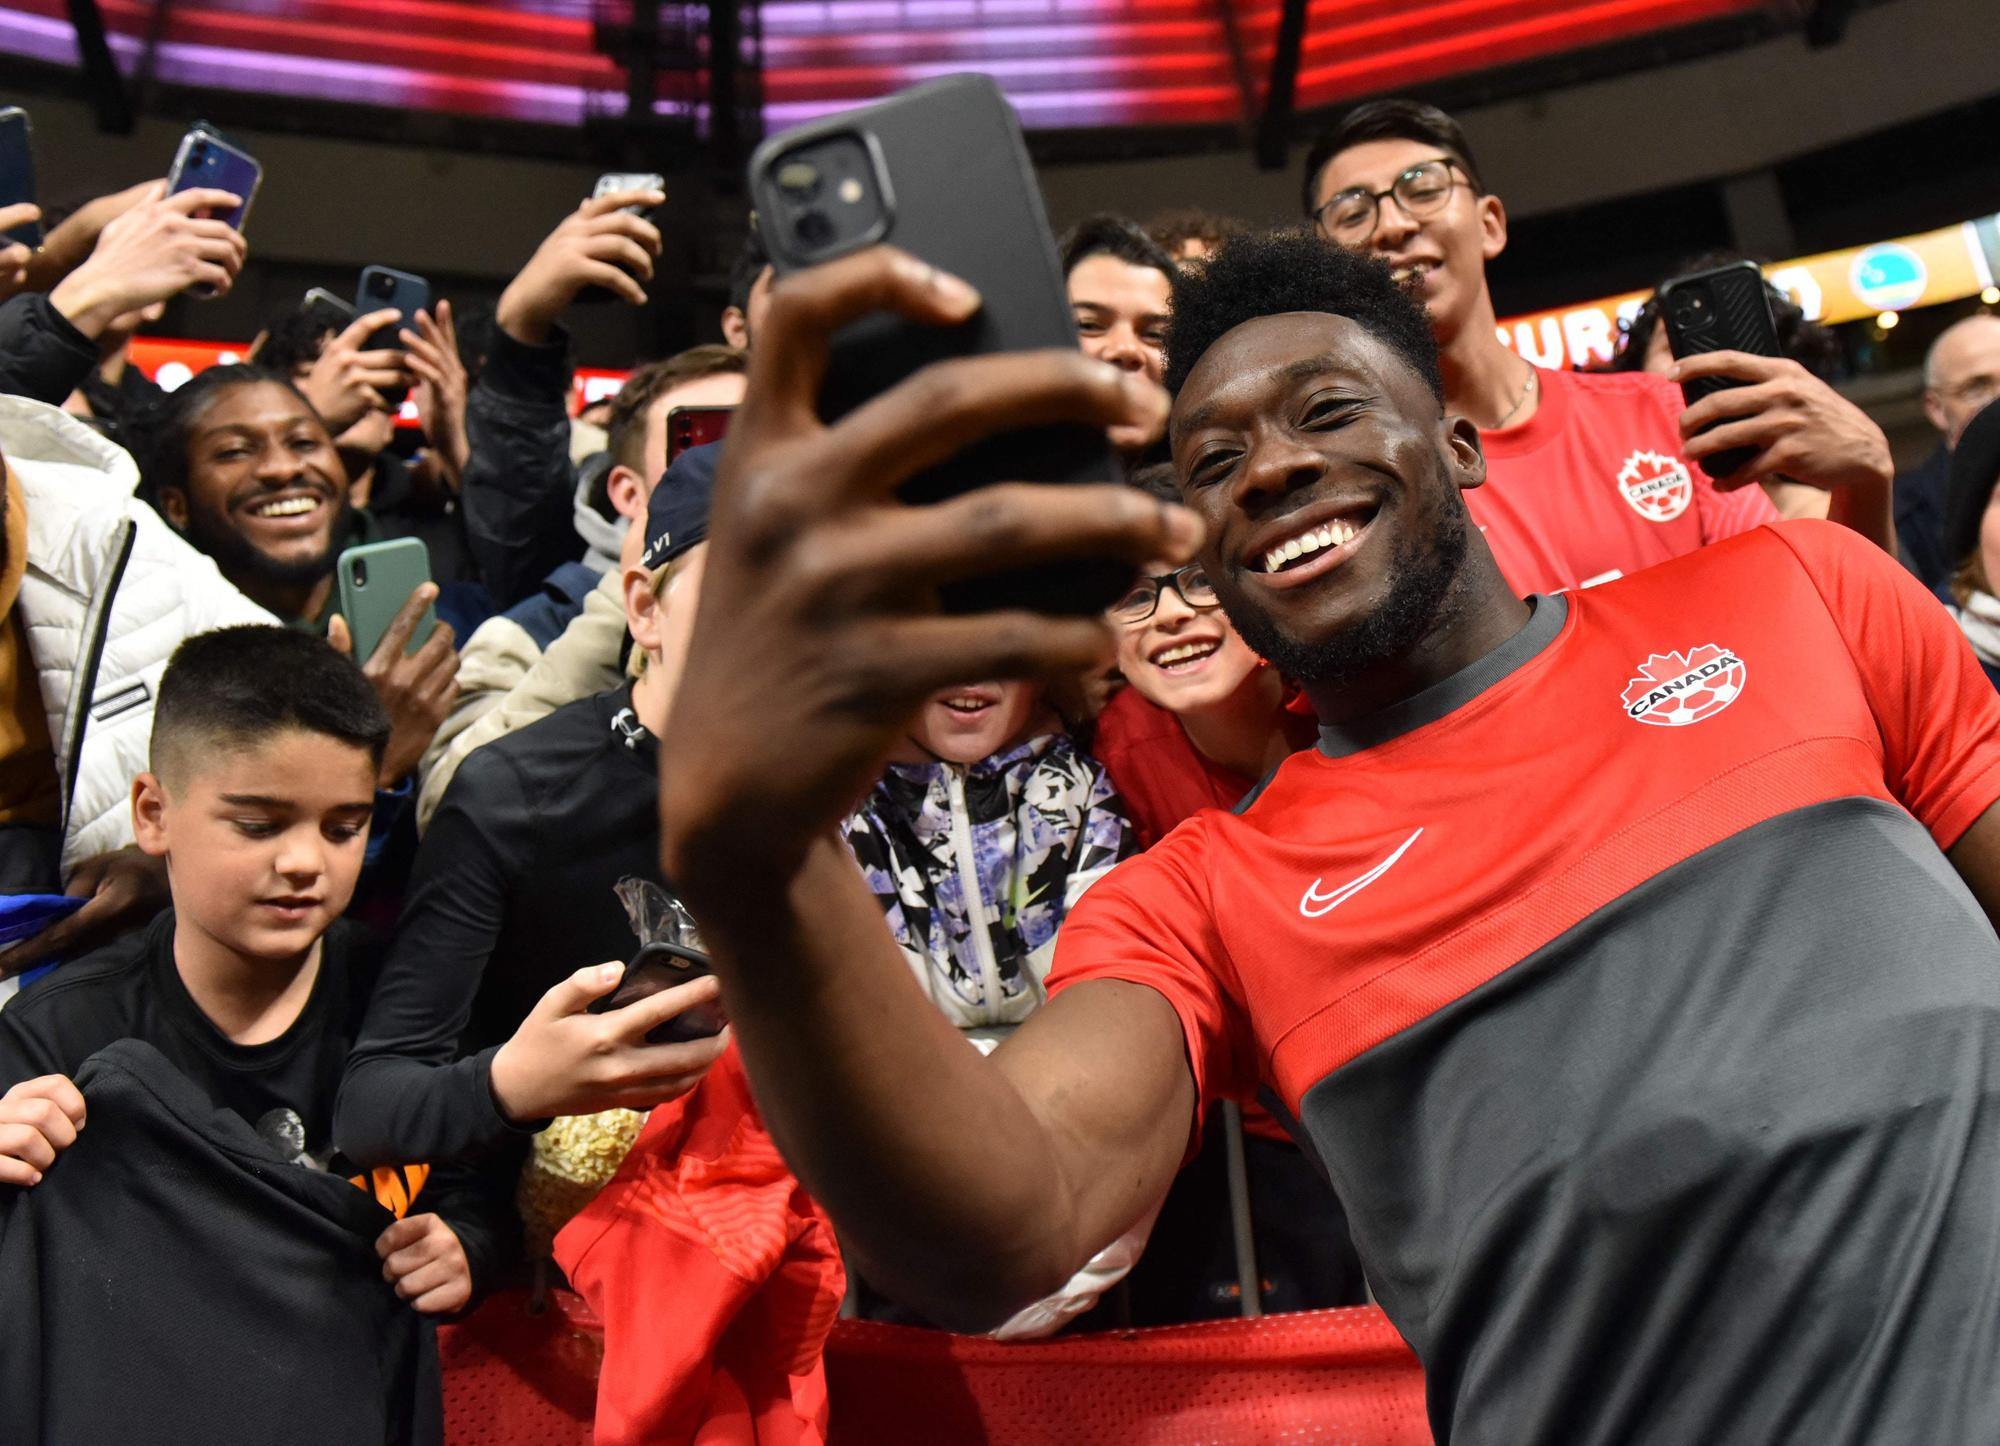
656, 231, 2000, 1445
1301, 99, 1896, 594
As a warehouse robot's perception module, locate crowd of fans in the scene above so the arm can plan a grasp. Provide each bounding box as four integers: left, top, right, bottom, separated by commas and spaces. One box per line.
0, 90, 1996, 1442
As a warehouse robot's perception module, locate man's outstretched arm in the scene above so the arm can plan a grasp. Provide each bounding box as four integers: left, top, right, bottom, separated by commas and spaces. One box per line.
659, 245, 1204, 1329
691, 836, 1193, 1328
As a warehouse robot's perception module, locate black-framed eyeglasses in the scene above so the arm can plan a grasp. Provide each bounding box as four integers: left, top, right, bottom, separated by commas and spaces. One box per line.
1110, 564, 1218, 624
1313, 158, 1469, 243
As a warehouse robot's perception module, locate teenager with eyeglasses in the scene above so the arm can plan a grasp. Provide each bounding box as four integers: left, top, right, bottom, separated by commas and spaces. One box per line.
1302, 99, 1896, 596
1094, 465, 1318, 853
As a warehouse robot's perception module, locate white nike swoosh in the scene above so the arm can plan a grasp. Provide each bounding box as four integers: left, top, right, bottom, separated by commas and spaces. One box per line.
1298, 827, 1425, 918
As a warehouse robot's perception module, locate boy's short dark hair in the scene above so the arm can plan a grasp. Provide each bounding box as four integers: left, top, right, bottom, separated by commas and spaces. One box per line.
605, 344, 749, 480
1165, 229, 1444, 403
1059, 213, 1177, 282
152, 626, 391, 786
1300, 98, 1485, 218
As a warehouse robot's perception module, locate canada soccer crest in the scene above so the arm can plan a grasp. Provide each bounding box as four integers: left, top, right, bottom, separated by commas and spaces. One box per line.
1616, 449, 1692, 523
1621, 645, 1746, 727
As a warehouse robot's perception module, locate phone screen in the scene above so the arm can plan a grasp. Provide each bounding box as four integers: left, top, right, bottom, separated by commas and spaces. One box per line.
666, 405, 734, 465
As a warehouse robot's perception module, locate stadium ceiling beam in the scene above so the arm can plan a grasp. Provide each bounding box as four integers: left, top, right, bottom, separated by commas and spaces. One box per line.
67, 0, 133, 133
1253, 0, 1309, 171
707, 1, 745, 168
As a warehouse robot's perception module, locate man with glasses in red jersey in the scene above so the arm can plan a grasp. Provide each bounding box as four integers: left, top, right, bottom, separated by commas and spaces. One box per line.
1302, 99, 1896, 594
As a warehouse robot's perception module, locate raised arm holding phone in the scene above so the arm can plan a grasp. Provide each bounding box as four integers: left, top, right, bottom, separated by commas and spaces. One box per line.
658, 246, 1196, 1324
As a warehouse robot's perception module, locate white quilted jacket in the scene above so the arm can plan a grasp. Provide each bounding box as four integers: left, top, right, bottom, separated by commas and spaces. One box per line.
0, 396, 273, 878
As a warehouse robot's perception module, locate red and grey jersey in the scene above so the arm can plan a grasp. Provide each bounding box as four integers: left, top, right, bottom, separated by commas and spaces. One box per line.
1050, 521, 2000, 1443
1471, 366, 1778, 595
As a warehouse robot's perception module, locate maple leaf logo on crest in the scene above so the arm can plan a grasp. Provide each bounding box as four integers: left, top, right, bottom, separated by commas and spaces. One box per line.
1616, 449, 1693, 523
1621, 644, 1746, 727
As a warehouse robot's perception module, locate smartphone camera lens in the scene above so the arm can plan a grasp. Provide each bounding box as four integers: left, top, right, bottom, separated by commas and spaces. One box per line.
776, 159, 821, 203
795, 210, 835, 249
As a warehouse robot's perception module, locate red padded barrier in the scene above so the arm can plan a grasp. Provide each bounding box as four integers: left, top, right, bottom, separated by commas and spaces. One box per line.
440, 1292, 1431, 1445
823, 1308, 1432, 1445
438, 1290, 599, 1446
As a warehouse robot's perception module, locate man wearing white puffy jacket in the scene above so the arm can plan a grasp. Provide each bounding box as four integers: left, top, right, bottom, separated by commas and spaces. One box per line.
0, 395, 270, 996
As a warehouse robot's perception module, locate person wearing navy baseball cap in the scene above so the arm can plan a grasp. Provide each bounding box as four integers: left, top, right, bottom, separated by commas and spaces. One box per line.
333, 442, 728, 1230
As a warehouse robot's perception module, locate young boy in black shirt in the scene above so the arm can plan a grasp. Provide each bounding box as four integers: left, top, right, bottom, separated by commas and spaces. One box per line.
0, 626, 502, 1311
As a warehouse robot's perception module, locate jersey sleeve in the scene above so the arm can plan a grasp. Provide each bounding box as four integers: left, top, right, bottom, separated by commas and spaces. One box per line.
1045, 825, 1256, 1132
1773, 519, 2000, 847
1642, 375, 1783, 543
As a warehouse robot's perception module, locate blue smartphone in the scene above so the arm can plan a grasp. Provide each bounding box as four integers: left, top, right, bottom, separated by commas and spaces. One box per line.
165, 122, 261, 230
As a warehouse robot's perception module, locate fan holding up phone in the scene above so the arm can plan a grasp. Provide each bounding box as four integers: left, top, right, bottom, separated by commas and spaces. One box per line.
1658, 259, 1895, 543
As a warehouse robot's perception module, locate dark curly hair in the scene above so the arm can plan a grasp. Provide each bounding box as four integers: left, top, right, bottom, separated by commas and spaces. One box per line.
1164, 228, 1444, 402
1059, 213, 1176, 281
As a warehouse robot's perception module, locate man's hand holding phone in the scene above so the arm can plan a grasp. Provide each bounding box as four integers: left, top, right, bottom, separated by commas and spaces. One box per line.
1672, 350, 1896, 552
1672, 350, 1895, 494
496, 188, 664, 345
46, 183, 248, 337
488, 963, 729, 1123
657, 246, 1194, 896
301, 308, 412, 434
328, 583, 458, 788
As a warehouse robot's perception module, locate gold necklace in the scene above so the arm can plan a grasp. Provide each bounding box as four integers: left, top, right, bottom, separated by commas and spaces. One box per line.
1488, 363, 1538, 431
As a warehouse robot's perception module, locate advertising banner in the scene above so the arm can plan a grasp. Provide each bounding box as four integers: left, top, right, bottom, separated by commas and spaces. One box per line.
1497, 213, 2000, 372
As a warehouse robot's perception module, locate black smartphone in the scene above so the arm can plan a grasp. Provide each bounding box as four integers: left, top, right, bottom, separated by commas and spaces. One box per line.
748, 74, 1125, 616
355, 266, 428, 409
355, 265, 429, 349
1657, 260, 1783, 481
0, 106, 42, 250
587, 941, 726, 1045
302, 286, 357, 330
666, 404, 734, 466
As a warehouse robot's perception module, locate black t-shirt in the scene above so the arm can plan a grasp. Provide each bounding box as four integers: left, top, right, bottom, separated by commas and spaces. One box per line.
0, 909, 510, 1286
335, 685, 666, 1168
0, 910, 374, 1165
0, 1039, 439, 1445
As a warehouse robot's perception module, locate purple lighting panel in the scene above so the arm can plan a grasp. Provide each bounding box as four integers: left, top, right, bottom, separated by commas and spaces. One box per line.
0, 0, 1770, 132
